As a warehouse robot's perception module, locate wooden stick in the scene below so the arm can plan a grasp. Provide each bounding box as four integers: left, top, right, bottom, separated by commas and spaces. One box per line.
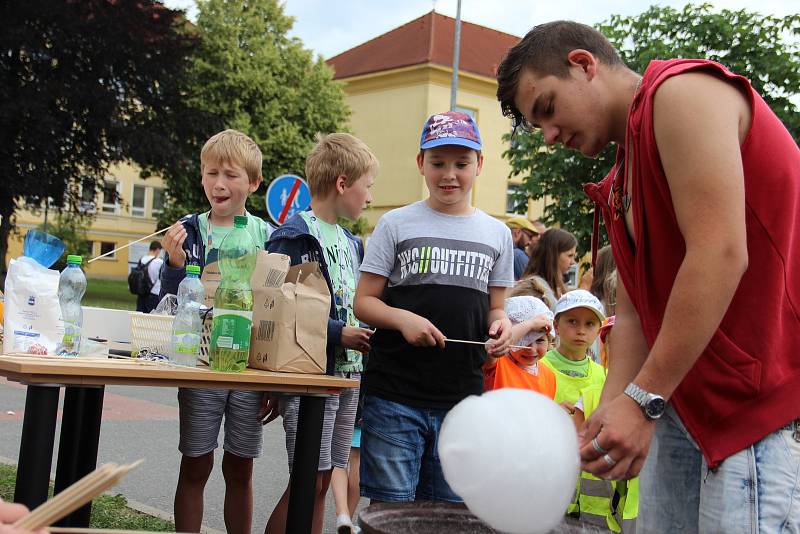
15, 461, 143, 530
48, 529, 182, 534
445, 338, 535, 352
87, 225, 174, 263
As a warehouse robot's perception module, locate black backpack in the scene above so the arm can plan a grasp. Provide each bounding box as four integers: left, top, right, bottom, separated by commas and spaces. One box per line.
128, 257, 154, 296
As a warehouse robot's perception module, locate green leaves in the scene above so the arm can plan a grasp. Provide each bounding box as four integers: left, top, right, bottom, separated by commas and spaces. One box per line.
163, 0, 350, 224
505, 4, 800, 257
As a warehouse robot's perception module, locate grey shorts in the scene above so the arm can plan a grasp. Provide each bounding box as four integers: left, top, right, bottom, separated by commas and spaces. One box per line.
281, 372, 360, 472
178, 388, 264, 459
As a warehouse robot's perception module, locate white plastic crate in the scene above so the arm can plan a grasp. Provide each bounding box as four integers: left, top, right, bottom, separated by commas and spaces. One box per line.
129, 312, 173, 357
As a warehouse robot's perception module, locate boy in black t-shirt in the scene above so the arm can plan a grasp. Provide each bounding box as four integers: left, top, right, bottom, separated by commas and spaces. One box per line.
354, 111, 515, 503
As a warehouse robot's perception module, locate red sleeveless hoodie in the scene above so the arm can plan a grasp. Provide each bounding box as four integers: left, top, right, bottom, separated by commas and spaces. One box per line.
584, 59, 800, 468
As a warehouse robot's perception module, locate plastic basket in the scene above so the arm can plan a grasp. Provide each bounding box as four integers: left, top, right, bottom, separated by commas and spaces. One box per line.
129, 312, 173, 357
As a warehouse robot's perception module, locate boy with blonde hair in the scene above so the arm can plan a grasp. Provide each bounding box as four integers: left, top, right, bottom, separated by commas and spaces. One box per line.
160, 129, 273, 534
264, 133, 377, 534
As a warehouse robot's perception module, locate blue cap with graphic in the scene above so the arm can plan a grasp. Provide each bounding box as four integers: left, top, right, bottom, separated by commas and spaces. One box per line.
419, 111, 482, 151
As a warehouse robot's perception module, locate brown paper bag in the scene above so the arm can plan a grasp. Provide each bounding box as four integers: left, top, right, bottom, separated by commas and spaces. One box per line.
249, 261, 330, 374
200, 252, 291, 308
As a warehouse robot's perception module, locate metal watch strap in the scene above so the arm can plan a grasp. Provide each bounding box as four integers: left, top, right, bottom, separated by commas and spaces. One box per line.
624, 383, 649, 408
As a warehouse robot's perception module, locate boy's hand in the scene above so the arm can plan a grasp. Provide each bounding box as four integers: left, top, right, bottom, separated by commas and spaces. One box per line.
341, 326, 373, 354
400, 314, 445, 348
162, 222, 187, 268
259, 394, 280, 426
485, 316, 512, 357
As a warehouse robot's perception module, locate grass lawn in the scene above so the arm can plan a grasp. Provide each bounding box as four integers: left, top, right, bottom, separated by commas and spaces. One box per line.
0, 463, 174, 531
84, 278, 137, 311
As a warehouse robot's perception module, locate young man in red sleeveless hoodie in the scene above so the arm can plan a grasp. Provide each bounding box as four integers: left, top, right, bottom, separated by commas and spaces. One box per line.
496, 21, 800, 533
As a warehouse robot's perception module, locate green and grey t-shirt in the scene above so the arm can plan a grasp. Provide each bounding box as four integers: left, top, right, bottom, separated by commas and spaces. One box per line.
360, 200, 514, 409
299, 211, 362, 373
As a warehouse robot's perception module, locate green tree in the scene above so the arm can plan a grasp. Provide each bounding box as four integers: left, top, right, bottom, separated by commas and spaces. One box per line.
161, 0, 350, 225
0, 0, 211, 276
505, 3, 800, 256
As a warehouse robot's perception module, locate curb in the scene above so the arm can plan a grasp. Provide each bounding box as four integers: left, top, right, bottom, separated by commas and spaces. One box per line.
0, 455, 224, 534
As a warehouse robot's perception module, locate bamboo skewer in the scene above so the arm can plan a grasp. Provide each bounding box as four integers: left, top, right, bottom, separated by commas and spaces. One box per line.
444, 338, 539, 352
14, 461, 143, 531
87, 225, 175, 264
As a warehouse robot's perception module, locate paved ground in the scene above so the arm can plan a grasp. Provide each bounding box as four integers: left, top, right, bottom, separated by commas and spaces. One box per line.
0, 377, 364, 533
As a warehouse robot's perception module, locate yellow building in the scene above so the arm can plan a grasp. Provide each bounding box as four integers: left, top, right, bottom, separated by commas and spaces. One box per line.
7, 162, 166, 279
327, 11, 545, 227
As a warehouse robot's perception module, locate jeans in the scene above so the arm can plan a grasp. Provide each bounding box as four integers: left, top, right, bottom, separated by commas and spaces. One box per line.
359, 395, 461, 503
639, 404, 800, 533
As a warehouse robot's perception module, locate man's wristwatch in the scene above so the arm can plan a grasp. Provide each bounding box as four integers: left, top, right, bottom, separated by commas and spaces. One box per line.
624, 383, 666, 420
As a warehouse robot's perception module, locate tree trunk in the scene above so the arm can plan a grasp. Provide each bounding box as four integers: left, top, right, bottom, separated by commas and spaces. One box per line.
0, 199, 16, 291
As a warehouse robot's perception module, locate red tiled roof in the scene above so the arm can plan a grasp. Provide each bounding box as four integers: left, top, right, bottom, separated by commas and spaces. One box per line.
326, 11, 520, 81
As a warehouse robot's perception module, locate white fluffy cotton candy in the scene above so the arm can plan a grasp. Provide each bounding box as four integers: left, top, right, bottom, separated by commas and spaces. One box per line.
438, 389, 579, 534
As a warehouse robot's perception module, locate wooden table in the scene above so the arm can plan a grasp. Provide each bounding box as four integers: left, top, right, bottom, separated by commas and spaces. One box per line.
0, 355, 357, 534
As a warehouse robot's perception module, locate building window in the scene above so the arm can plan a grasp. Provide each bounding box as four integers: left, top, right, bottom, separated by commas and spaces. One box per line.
99, 241, 117, 259
506, 184, 525, 215
80, 179, 97, 214
151, 188, 165, 215
101, 181, 119, 214
454, 106, 477, 120
131, 184, 146, 217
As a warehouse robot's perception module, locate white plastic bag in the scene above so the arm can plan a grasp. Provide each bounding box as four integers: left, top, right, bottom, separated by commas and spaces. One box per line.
3, 257, 63, 355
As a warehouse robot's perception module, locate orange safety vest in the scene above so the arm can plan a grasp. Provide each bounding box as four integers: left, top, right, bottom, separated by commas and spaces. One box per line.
484, 355, 557, 399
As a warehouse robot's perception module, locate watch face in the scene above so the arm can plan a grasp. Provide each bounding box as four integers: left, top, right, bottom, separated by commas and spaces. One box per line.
646, 397, 666, 419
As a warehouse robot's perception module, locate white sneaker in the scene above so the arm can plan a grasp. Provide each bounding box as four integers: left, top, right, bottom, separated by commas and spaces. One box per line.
336, 513, 359, 534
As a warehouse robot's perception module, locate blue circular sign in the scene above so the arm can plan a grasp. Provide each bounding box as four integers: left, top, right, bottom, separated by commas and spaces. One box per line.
265, 174, 311, 225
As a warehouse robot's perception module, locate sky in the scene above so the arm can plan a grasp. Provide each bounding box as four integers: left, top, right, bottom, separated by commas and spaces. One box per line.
163, 0, 800, 59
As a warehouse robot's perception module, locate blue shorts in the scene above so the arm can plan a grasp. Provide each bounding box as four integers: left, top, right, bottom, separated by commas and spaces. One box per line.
359, 395, 461, 503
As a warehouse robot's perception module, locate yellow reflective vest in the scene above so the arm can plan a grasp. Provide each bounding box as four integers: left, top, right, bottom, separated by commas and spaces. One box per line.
579, 384, 639, 533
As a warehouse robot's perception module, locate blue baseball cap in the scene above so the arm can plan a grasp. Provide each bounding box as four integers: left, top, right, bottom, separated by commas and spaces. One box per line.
419, 111, 482, 151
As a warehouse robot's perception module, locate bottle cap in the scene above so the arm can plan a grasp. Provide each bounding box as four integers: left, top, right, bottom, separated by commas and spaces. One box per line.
66, 255, 82, 265
233, 215, 248, 228
186, 265, 201, 275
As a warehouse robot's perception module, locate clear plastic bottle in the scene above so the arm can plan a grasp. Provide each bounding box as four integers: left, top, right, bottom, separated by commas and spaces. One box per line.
210, 215, 256, 372
57, 255, 87, 357
171, 265, 205, 367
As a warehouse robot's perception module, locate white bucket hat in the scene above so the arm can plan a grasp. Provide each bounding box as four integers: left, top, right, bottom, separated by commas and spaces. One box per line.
504, 296, 554, 347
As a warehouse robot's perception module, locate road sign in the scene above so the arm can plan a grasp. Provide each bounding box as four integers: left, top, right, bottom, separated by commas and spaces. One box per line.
265, 174, 311, 225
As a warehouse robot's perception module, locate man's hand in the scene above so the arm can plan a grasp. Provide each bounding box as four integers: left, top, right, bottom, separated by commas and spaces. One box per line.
0, 500, 45, 534
399, 314, 445, 348
485, 316, 512, 357
579, 267, 594, 290
162, 222, 187, 268
341, 326, 373, 353
579, 394, 655, 480
259, 394, 280, 426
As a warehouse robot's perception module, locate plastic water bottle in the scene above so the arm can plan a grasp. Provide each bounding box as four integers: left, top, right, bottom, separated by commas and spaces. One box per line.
171, 265, 205, 367
57, 255, 87, 357
210, 215, 256, 372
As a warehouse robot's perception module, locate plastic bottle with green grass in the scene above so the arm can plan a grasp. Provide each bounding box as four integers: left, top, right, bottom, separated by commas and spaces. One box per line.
56, 255, 87, 357
171, 265, 205, 367
210, 215, 256, 372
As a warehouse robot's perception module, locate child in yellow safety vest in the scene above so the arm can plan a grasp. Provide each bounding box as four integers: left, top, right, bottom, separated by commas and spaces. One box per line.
572, 316, 639, 533
542, 290, 609, 530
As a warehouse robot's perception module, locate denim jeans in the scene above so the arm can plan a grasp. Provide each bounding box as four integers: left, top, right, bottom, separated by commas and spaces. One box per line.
359, 395, 461, 503
639, 404, 800, 533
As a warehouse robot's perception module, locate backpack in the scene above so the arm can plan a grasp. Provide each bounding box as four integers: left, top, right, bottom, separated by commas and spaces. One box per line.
128, 257, 154, 296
